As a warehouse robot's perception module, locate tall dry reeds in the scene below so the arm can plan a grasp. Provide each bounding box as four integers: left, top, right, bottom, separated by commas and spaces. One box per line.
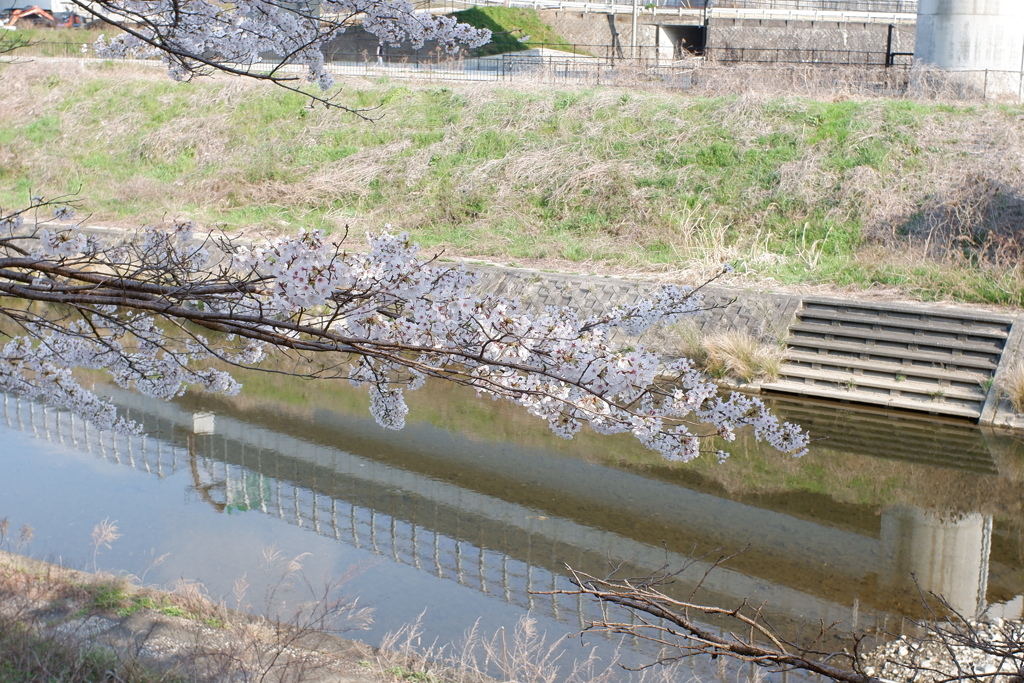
670, 322, 783, 384
1000, 362, 1024, 414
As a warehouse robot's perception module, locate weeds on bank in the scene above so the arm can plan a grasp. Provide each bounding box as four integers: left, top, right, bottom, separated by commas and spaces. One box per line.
0, 519, 375, 682
1000, 362, 1024, 414
0, 517, 33, 553
0, 623, 168, 683
4, 62, 1024, 304
0, 515, 691, 683
0, 541, 178, 682
672, 322, 783, 384
377, 612, 629, 683
703, 331, 783, 383
76, 578, 224, 626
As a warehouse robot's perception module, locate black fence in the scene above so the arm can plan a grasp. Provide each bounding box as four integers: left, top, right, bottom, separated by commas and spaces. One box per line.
12, 41, 918, 87
17, 43, 1024, 100
20, 40, 911, 68
708, 46, 914, 66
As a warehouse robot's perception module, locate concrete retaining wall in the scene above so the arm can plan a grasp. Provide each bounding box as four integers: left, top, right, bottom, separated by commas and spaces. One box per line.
708, 17, 915, 61
468, 263, 1024, 430
538, 10, 660, 59
539, 9, 914, 63
915, 0, 1024, 99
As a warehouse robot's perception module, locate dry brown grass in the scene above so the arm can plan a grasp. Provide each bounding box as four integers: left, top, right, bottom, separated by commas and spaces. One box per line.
702, 330, 783, 383
667, 322, 783, 384
374, 612, 692, 683
1001, 362, 1024, 414
0, 528, 379, 683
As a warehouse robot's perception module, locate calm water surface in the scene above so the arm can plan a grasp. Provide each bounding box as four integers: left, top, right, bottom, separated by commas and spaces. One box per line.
3, 376, 1024, 680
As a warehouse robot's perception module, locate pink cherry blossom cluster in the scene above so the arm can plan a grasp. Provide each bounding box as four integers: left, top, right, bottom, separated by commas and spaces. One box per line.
224, 228, 806, 459
0, 214, 807, 461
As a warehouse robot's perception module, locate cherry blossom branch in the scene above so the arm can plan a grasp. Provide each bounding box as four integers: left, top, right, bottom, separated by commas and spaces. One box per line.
68, 0, 491, 107
0, 203, 807, 461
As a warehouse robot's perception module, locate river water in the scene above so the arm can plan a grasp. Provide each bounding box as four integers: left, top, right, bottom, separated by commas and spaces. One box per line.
2, 374, 1023, 680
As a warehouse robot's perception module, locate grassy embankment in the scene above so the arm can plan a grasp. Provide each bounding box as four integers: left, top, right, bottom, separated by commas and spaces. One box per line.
1, 26, 111, 57
2, 60, 1024, 308
451, 6, 591, 55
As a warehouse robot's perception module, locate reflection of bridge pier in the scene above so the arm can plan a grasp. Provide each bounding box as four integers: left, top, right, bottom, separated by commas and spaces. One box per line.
881, 506, 991, 618
3, 389, 1016, 638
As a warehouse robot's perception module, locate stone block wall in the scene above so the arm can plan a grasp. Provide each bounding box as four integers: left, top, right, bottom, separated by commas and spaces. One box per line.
537, 10, 660, 59
707, 18, 915, 61
468, 264, 801, 360
468, 262, 1024, 430
537, 10, 915, 64
321, 26, 448, 61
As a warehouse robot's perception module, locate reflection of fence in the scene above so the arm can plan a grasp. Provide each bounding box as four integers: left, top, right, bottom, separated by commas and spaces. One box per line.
197, 456, 597, 622
0, 394, 612, 632
6, 388, 893, 640
2, 394, 183, 479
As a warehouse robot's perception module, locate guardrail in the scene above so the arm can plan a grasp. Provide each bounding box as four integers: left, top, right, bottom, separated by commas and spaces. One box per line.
461, 0, 916, 23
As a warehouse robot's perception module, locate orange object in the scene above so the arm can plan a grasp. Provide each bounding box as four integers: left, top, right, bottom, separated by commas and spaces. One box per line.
6, 6, 57, 27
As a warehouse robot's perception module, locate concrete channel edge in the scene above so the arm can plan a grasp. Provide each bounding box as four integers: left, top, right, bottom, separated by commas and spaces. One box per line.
465, 262, 1024, 430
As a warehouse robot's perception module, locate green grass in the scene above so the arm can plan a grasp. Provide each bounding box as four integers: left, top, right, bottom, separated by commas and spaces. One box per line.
452, 7, 589, 56
4, 62, 1024, 305
80, 580, 226, 626
1, 26, 111, 59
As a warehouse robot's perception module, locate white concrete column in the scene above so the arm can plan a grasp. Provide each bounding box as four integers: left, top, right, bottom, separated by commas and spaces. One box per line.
915, 0, 1024, 99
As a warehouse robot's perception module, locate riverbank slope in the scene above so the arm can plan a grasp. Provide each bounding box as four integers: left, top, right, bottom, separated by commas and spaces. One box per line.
2, 60, 1024, 307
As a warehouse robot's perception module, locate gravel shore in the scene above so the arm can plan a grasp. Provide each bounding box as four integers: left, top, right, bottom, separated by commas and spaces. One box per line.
863, 620, 1024, 683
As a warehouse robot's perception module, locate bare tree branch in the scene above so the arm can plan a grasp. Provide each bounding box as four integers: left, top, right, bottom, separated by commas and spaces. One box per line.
544, 562, 880, 683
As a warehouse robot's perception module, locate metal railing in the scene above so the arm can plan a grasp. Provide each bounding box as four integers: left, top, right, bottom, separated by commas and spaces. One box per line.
455, 0, 915, 19
13, 43, 1024, 101
19, 41, 910, 70
707, 0, 916, 10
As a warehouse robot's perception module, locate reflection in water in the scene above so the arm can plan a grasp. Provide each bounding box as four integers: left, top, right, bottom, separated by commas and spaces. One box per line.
881, 506, 990, 618
3, 383, 1024, 674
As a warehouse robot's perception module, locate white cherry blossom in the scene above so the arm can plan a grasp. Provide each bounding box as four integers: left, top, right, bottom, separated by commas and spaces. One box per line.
83, 0, 491, 97
0, 209, 808, 462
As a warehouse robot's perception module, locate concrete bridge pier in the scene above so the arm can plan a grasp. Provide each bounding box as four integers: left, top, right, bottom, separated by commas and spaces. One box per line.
915, 0, 1024, 99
